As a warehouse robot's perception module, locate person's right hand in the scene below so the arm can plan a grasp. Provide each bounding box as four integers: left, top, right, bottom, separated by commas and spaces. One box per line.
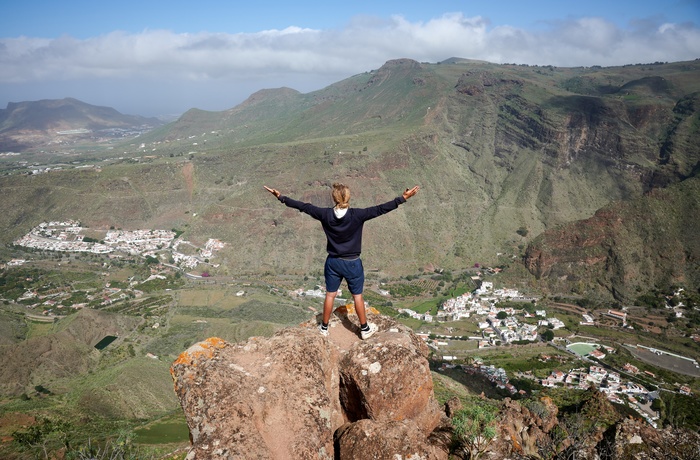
264, 186, 281, 198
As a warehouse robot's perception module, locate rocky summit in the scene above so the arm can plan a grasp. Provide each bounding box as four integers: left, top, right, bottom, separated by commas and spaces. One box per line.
170, 306, 448, 459
170, 306, 700, 460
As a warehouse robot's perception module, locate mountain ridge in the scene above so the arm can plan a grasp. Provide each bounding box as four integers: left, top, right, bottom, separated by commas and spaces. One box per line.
1, 58, 699, 301
1, 59, 700, 457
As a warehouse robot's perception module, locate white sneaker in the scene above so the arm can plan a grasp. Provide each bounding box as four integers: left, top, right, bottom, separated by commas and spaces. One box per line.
318, 324, 329, 337
360, 322, 378, 340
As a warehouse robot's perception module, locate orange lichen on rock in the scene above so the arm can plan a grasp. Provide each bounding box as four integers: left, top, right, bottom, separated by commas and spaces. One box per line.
338, 303, 380, 316
172, 337, 227, 368
510, 433, 522, 453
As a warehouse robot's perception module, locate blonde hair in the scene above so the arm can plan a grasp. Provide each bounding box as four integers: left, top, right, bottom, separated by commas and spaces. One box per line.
332, 183, 350, 209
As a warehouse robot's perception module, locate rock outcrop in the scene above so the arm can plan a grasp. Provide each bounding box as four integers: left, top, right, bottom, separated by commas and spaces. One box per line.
608, 417, 700, 460
170, 306, 447, 459
482, 390, 700, 460
489, 396, 559, 458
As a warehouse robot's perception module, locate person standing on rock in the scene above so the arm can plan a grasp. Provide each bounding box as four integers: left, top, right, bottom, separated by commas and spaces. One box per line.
264, 183, 420, 339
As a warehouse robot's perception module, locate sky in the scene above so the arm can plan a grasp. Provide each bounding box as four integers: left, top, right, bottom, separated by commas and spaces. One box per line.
1, 0, 699, 117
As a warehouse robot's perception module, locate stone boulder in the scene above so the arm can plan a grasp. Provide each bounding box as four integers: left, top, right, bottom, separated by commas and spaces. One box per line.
170, 307, 447, 459
335, 419, 446, 460
608, 417, 700, 460
338, 324, 442, 432
489, 397, 559, 458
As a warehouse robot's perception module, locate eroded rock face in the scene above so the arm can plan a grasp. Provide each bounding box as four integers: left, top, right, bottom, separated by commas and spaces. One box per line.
171, 332, 342, 459
339, 326, 442, 432
335, 419, 447, 460
170, 310, 446, 459
490, 397, 559, 458
171, 315, 700, 460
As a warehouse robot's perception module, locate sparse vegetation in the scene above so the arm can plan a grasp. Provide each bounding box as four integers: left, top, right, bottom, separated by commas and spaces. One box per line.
452, 403, 498, 459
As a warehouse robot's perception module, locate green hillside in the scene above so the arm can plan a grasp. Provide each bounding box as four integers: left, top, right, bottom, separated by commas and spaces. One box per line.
1, 58, 699, 294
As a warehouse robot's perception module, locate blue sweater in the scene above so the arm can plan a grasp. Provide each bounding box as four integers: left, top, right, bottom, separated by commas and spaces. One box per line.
278, 195, 406, 258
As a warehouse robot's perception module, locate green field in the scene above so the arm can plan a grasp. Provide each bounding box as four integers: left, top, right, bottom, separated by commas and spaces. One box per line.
567, 342, 599, 356
134, 415, 190, 445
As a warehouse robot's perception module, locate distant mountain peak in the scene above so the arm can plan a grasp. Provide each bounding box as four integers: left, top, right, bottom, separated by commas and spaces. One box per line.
239, 87, 301, 107
0, 97, 163, 151
380, 58, 422, 68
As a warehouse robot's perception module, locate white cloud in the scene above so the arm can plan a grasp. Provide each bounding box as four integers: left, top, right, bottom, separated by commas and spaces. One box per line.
1, 13, 698, 114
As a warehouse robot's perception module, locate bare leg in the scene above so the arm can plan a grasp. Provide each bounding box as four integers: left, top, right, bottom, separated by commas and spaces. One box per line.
353, 293, 367, 325
323, 291, 337, 324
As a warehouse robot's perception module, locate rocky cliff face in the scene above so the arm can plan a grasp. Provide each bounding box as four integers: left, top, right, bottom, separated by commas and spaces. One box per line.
523, 176, 700, 301
170, 307, 448, 459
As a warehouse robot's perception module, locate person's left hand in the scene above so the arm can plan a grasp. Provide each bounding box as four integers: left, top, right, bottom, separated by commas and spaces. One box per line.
264, 186, 281, 198
403, 186, 420, 200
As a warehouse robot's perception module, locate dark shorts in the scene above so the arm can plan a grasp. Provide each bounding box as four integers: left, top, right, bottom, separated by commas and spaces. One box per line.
324, 256, 364, 295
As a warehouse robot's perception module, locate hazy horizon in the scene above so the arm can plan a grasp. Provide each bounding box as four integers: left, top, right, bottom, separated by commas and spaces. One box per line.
1, 0, 698, 117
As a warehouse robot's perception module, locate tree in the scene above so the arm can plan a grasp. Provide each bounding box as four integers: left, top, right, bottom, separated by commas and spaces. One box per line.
651, 396, 666, 421
452, 405, 498, 459
542, 329, 555, 341
496, 311, 508, 320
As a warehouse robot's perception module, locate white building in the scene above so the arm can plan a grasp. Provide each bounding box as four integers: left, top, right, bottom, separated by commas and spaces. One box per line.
475, 281, 493, 295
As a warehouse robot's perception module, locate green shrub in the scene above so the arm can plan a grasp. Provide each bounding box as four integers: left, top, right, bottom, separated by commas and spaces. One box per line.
452, 404, 498, 459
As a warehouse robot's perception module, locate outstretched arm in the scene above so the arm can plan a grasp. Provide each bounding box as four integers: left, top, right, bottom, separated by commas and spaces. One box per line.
263, 185, 281, 198
356, 185, 421, 221
402, 186, 420, 200
264, 186, 325, 220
